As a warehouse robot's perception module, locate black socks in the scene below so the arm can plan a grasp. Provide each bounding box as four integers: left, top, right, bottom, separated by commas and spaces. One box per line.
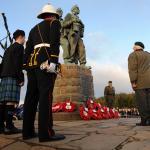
5, 105, 15, 129
0, 104, 5, 129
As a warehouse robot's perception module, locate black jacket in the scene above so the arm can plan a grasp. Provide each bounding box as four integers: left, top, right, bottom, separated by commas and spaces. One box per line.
24, 19, 61, 68
1, 42, 24, 83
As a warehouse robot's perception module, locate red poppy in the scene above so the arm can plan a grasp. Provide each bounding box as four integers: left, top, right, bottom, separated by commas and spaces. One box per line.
52, 103, 63, 113
79, 105, 91, 120
62, 101, 76, 112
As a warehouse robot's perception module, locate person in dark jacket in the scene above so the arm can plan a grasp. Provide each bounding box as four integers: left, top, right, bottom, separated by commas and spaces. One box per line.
128, 42, 150, 126
22, 4, 65, 142
0, 29, 25, 134
104, 81, 115, 108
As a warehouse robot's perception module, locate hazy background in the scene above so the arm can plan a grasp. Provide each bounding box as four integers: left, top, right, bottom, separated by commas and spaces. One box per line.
1, 0, 150, 103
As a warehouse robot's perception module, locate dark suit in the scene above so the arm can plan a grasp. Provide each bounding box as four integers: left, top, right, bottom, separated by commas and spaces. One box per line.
104, 86, 115, 108
23, 19, 61, 140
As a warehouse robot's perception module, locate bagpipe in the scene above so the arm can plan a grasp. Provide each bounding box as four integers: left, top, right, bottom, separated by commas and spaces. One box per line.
0, 13, 13, 78
0, 13, 13, 51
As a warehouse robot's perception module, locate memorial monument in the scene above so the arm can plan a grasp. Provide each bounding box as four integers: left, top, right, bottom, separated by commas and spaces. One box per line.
53, 5, 94, 120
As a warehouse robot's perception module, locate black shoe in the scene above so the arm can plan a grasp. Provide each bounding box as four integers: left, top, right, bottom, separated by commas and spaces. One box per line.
0, 127, 4, 134
39, 134, 66, 142
23, 132, 38, 140
4, 126, 22, 135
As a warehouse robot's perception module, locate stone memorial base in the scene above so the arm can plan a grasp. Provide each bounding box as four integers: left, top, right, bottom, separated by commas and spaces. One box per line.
53, 64, 94, 121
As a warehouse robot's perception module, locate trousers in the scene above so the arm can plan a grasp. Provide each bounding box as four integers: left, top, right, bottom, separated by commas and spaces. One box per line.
135, 89, 150, 120
22, 68, 56, 139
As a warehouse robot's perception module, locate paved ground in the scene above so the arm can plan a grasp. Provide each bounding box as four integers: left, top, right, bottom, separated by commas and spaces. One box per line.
0, 118, 150, 150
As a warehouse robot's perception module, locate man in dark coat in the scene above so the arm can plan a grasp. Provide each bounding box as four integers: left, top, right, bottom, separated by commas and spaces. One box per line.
128, 42, 150, 126
104, 81, 115, 108
0, 29, 25, 134
22, 3, 65, 142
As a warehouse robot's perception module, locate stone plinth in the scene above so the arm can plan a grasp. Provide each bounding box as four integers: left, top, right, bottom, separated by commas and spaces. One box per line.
53, 64, 94, 121
53, 64, 94, 103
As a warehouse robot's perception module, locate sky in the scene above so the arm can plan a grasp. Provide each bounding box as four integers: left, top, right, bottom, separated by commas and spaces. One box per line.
1, 0, 150, 102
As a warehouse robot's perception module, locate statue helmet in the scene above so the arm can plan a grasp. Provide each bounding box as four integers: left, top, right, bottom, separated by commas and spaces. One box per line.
71, 5, 80, 12
37, 3, 59, 19
56, 8, 63, 17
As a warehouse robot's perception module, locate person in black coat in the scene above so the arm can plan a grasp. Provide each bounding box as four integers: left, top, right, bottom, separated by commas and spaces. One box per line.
22, 4, 65, 142
0, 29, 25, 134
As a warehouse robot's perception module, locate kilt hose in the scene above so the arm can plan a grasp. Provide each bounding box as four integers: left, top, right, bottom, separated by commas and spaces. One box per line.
22, 68, 56, 140
0, 77, 21, 103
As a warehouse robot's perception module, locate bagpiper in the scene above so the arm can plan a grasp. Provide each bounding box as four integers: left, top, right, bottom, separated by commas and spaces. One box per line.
0, 30, 25, 134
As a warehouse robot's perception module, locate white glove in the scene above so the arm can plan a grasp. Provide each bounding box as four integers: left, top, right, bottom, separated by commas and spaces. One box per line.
40, 60, 48, 70
47, 63, 56, 73
40, 60, 56, 73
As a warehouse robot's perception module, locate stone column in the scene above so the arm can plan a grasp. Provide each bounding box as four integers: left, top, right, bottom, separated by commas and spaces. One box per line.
53, 64, 94, 120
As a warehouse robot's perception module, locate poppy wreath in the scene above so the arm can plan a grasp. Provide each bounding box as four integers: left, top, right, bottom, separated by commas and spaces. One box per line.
86, 99, 96, 110
109, 108, 116, 118
89, 108, 102, 120
52, 103, 64, 113
86, 99, 102, 110
100, 107, 110, 119
62, 100, 76, 112
84, 99, 103, 120
86, 99, 94, 106
79, 105, 91, 120
93, 102, 102, 110
89, 102, 103, 120
114, 109, 120, 118
100, 108, 107, 119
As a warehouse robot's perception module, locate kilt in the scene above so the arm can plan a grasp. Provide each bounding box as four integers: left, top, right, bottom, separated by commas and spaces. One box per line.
0, 77, 21, 103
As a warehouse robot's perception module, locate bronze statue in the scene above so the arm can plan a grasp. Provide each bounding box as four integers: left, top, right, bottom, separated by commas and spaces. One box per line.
57, 8, 70, 65
59, 5, 87, 66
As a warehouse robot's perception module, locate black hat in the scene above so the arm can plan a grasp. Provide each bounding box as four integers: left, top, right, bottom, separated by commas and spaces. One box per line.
108, 81, 112, 83
134, 42, 145, 49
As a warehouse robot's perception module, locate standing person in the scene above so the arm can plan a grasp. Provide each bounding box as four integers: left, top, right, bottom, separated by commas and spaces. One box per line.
128, 42, 150, 126
104, 81, 115, 108
22, 3, 65, 142
0, 30, 25, 134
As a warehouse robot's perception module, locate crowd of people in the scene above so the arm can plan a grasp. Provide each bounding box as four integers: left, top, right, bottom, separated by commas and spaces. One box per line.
118, 108, 139, 118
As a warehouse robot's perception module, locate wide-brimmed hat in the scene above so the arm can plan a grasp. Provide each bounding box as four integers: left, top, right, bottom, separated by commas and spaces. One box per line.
37, 3, 59, 19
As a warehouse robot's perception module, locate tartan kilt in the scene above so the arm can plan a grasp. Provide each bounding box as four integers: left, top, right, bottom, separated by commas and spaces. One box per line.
0, 77, 21, 103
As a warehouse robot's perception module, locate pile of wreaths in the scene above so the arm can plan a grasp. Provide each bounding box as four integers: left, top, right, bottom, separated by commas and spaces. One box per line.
52, 99, 120, 120
79, 99, 120, 120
